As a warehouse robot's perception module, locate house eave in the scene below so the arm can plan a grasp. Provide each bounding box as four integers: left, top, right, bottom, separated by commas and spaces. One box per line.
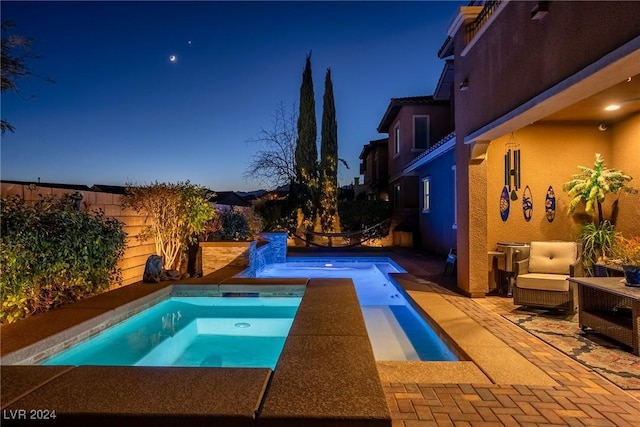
403, 133, 456, 175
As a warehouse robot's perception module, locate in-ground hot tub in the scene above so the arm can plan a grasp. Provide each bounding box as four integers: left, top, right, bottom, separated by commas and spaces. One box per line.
1, 281, 391, 426
40, 296, 302, 368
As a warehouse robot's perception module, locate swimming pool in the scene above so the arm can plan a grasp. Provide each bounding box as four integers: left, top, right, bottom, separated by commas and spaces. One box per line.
250, 257, 458, 361
41, 296, 301, 368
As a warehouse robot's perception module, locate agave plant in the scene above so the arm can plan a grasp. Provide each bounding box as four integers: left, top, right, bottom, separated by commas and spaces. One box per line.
563, 153, 636, 225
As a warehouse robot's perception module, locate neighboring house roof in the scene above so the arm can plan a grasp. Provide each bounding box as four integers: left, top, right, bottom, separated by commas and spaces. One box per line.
359, 138, 388, 159
0, 180, 93, 191
91, 184, 128, 194
259, 184, 290, 200
438, 35, 454, 59
209, 191, 251, 207
403, 132, 456, 174
433, 60, 455, 101
377, 96, 450, 133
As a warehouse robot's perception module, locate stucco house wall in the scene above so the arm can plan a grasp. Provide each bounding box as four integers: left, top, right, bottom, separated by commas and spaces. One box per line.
450, 0, 640, 296
485, 124, 629, 247
456, 1, 640, 135
417, 148, 457, 255
388, 104, 451, 180
610, 114, 640, 237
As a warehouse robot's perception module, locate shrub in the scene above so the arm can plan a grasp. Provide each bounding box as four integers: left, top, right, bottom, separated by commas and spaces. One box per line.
338, 199, 391, 233
612, 235, 640, 266
206, 208, 252, 241
121, 181, 214, 270
243, 208, 264, 239
254, 199, 297, 232
1, 193, 126, 324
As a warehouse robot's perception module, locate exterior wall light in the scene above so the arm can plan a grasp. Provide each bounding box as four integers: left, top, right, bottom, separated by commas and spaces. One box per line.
531, 1, 549, 20
459, 79, 469, 91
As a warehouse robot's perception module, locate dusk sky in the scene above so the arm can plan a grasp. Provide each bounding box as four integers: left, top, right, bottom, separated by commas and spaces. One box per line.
1, 1, 464, 192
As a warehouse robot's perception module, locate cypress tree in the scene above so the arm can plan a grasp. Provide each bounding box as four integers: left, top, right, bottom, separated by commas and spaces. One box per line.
294, 52, 318, 232
319, 68, 340, 232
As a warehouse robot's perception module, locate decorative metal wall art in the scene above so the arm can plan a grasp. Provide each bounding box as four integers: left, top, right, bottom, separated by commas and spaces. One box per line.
545, 185, 556, 222
500, 186, 510, 222
522, 185, 533, 221
500, 134, 522, 222
503, 135, 521, 202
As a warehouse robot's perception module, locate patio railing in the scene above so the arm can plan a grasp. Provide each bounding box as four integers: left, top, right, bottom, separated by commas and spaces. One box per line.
465, 0, 503, 45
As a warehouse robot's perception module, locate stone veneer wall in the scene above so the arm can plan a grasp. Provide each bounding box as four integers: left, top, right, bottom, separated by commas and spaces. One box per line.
200, 233, 288, 278
0, 182, 155, 287
259, 232, 287, 264
199, 241, 256, 276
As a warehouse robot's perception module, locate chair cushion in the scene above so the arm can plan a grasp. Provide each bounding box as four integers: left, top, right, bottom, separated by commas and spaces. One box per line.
516, 273, 570, 292
528, 241, 577, 275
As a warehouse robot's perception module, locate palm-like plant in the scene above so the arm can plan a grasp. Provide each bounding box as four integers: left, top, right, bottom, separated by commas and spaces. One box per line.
564, 153, 637, 275
563, 153, 636, 225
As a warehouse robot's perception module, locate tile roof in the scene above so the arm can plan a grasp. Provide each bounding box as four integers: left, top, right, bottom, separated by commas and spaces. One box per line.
209, 191, 251, 207
359, 138, 388, 159
403, 132, 456, 173
377, 96, 450, 133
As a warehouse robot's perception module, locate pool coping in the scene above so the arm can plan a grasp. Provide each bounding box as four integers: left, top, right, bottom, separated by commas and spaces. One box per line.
254, 254, 556, 386
1, 278, 391, 426
390, 273, 557, 386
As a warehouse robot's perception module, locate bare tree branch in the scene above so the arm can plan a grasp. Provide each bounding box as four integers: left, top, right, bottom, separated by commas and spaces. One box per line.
1, 21, 54, 135
243, 101, 298, 189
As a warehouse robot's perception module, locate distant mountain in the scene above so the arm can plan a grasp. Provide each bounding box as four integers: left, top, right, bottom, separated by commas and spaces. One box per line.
236, 189, 267, 198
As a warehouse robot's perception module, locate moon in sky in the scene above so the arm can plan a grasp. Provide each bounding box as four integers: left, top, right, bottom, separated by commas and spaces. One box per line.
169, 55, 177, 62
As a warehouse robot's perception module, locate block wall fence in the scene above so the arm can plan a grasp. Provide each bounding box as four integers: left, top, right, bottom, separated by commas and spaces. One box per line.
1, 183, 155, 287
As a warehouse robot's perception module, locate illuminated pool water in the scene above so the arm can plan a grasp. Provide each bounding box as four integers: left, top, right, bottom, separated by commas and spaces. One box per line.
250, 258, 458, 361
42, 296, 301, 368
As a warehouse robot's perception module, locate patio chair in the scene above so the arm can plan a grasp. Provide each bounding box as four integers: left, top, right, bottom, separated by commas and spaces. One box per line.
513, 241, 583, 311
444, 248, 457, 273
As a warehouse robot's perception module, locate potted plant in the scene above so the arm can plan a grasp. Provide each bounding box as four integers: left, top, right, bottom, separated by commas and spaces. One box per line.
563, 153, 637, 275
578, 220, 616, 275
611, 235, 640, 286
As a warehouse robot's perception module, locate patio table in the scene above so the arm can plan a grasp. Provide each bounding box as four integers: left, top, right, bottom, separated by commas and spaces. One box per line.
569, 277, 640, 355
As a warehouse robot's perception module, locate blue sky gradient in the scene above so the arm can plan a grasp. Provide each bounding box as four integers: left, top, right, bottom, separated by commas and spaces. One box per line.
1, 1, 464, 191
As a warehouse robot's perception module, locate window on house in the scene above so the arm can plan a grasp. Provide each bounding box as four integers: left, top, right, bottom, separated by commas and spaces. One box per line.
394, 184, 401, 208
422, 177, 431, 213
394, 125, 400, 155
414, 116, 429, 149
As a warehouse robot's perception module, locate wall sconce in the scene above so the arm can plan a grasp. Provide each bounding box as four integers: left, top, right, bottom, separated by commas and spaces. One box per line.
531, 1, 549, 20
459, 79, 469, 91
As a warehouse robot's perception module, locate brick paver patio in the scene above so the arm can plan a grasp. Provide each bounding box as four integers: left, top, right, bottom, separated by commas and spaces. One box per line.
387, 251, 640, 426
